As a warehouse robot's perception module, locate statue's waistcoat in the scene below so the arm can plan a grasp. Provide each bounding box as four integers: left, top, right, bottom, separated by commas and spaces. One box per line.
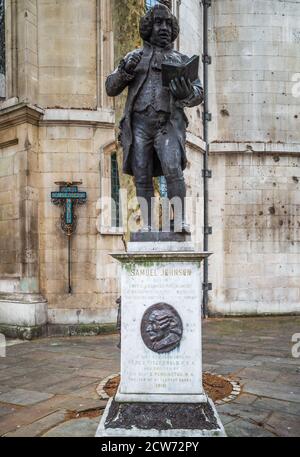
133, 46, 173, 113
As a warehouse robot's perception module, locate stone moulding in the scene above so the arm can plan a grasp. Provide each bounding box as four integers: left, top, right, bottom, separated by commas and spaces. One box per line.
0, 138, 18, 149
0, 323, 47, 340
0, 293, 47, 304
41, 108, 115, 128
210, 141, 300, 155
186, 131, 206, 153
0, 102, 116, 130
0, 322, 117, 340
110, 251, 212, 262
0, 102, 44, 129
0, 293, 47, 340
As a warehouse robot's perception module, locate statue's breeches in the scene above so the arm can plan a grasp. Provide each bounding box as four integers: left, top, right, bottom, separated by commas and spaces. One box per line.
131, 109, 184, 185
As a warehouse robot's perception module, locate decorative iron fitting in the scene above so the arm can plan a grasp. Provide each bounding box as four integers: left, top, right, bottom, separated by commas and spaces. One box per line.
202, 54, 212, 65
51, 181, 87, 236
202, 112, 212, 122
204, 226, 212, 235
202, 169, 212, 178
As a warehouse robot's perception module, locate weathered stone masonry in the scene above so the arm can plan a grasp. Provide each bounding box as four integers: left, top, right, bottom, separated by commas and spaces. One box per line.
0, 0, 299, 339
208, 0, 300, 315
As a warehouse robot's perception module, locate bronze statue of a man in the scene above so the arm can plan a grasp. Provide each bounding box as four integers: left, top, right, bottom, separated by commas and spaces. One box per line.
106, 3, 203, 233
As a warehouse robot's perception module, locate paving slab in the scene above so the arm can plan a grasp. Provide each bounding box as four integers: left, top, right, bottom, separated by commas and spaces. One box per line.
253, 397, 300, 418
0, 317, 299, 437
0, 366, 42, 383
232, 393, 257, 405
236, 366, 280, 382
0, 372, 54, 389
20, 372, 77, 392
68, 384, 101, 400
40, 377, 97, 396
217, 402, 271, 424
0, 386, 12, 395
42, 417, 101, 437
224, 418, 277, 437
61, 398, 107, 413
264, 411, 300, 437
4, 410, 67, 437
0, 405, 17, 417
218, 414, 238, 426
243, 379, 300, 403
215, 358, 262, 367
0, 389, 54, 406
0, 395, 72, 435
276, 372, 300, 387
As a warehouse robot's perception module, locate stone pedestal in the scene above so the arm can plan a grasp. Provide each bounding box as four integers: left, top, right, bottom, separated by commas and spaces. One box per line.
96, 238, 226, 437
0, 293, 48, 340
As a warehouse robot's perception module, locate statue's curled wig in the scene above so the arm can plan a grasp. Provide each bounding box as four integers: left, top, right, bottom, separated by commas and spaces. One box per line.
139, 4, 180, 43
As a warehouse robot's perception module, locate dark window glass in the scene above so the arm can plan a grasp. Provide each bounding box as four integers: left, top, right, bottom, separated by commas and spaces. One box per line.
0, 0, 5, 93
145, 0, 160, 11
111, 153, 121, 228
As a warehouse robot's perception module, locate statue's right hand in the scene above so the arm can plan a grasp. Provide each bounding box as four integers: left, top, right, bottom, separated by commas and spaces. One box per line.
124, 51, 143, 74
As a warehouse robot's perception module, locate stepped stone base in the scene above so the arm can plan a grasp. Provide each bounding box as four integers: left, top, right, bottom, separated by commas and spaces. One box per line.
96, 397, 226, 437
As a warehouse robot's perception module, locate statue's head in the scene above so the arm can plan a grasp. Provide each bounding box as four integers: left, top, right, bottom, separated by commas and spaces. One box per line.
140, 3, 179, 48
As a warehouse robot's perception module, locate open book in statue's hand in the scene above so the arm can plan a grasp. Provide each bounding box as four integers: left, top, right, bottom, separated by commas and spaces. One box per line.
162, 55, 200, 87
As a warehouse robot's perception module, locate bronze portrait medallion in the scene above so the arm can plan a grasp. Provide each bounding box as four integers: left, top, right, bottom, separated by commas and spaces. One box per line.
141, 303, 183, 354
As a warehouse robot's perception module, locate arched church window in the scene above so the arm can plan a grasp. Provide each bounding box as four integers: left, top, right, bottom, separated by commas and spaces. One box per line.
111, 152, 121, 228
146, 1, 175, 12
0, 0, 5, 99
145, 0, 160, 11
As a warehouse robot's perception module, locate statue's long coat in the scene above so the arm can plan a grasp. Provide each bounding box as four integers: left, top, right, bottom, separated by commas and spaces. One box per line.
106, 41, 203, 177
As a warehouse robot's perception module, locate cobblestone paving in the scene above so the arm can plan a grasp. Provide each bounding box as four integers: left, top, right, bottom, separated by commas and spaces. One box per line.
0, 317, 299, 437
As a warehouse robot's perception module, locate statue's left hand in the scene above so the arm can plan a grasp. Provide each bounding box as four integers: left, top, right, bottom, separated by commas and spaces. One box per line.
169, 77, 193, 100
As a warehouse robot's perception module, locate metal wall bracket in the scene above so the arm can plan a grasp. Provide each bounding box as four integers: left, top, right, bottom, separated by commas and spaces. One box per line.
202, 169, 212, 178
202, 283, 212, 291
51, 181, 87, 294
202, 112, 212, 122
202, 0, 212, 7
202, 54, 212, 65
204, 226, 212, 235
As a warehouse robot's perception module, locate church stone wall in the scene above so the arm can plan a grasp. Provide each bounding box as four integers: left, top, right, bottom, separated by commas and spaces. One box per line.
208, 0, 300, 315
209, 0, 300, 144
0, 129, 20, 284
209, 152, 300, 315
38, 0, 98, 109
0, 0, 120, 335
1, 0, 300, 338
38, 124, 120, 326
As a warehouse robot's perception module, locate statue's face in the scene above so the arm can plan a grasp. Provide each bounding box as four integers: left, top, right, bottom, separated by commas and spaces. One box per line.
150, 8, 172, 48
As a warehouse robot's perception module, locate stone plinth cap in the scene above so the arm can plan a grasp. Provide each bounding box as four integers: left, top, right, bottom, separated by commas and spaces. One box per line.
110, 251, 212, 263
